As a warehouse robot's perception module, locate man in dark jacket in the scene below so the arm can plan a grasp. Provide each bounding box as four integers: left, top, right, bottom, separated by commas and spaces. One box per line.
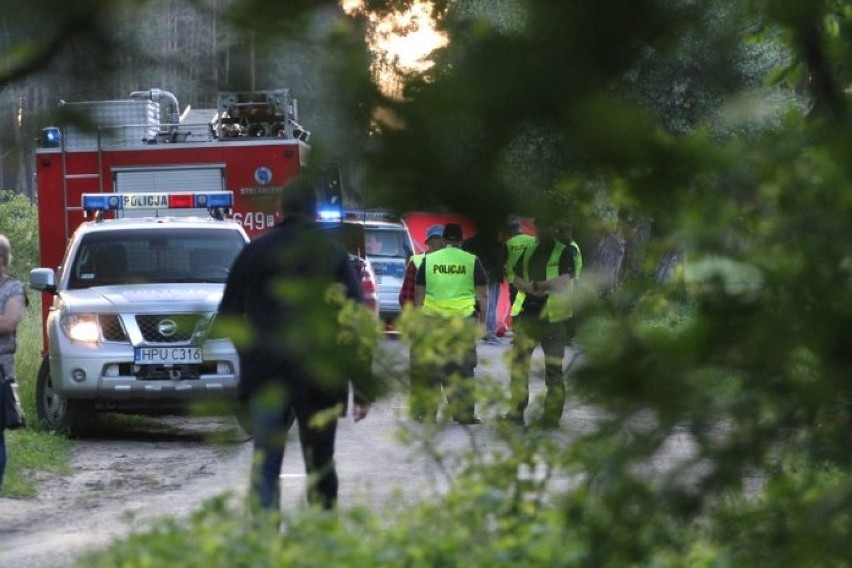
218, 177, 371, 515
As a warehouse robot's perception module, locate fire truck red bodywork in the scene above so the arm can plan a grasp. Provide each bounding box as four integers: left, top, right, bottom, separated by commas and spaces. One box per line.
35, 140, 307, 340
35, 139, 307, 270
34, 90, 313, 335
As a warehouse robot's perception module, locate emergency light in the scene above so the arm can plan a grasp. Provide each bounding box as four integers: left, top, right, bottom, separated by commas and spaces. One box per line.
317, 207, 342, 221
39, 127, 62, 148
82, 191, 234, 213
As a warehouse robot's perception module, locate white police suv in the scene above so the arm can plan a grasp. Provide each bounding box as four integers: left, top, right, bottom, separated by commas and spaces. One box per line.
30, 192, 248, 436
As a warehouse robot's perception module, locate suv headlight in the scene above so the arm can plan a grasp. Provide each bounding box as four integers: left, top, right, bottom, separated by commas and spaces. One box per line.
61, 314, 100, 343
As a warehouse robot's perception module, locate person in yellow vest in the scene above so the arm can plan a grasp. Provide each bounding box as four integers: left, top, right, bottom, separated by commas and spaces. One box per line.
504, 218, 536, 327
502, 218, 579, 428
399, 224, 444, 308
399, 224, 444, 420
414, 223, 488, 424
553, 221, 583, 344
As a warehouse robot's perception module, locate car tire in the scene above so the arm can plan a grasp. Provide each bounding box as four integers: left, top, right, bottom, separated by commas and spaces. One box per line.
35, 356, 96, 438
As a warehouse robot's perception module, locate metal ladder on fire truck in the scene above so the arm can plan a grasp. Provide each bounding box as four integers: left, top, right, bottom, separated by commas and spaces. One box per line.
58, 127, 113, 243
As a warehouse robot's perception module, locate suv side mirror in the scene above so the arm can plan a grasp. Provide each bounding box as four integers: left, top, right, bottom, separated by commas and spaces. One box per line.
30, 268, 58, 294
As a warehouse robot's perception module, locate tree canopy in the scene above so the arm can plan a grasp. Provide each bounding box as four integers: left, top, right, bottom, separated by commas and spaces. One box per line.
4, 0, 852, 564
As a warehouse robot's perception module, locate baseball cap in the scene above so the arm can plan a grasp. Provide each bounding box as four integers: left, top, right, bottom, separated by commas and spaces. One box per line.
425, 224, 444, 240
443, 223, 463, 242
553, 221, 573, 236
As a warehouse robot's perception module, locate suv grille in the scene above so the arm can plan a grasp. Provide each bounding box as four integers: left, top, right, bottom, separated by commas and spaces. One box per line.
136, 314, 203, 343
100, 314, 128, 342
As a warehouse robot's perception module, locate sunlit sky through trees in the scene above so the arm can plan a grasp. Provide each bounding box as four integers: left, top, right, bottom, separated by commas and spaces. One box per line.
341, 0, 447, 97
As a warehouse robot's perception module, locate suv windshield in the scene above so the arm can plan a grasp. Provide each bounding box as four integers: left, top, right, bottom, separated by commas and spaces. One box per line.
68, 228, 246, 288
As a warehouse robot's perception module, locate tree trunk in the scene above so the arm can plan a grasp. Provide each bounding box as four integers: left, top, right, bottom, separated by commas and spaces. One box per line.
589, 230, 627, 293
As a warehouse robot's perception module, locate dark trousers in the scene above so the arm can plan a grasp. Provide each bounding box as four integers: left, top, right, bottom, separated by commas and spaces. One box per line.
410, 316, 478, 422
249, 383, 339, 513
508, 314, 569, 426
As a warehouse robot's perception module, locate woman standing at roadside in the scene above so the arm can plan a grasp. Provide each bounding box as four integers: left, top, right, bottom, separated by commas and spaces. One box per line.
0, 234, 27, 490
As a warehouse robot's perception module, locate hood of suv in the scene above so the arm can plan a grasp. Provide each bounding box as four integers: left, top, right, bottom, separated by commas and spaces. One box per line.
60, 283, 224, 313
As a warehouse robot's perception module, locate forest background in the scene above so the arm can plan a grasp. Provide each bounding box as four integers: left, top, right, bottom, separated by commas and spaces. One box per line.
2, 0, 852, 565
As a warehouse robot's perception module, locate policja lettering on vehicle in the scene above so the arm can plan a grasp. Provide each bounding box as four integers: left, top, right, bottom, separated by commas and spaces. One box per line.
432, 263, 468, 275
123, 194, 168, 208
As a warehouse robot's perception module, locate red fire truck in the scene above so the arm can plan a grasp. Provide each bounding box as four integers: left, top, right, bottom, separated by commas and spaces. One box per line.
34, 88, 341, 319
35, 87, 342, 256
28, 88, 347, 434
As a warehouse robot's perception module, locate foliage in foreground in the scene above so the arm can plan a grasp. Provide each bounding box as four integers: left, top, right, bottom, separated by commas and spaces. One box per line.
3, 0, 852, 564
77, 432, 852, 568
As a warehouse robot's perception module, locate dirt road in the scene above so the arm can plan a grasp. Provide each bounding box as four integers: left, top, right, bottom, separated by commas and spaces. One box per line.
0, 416, 253, 567
0, 339, 504, 568
0, 340, 707, 568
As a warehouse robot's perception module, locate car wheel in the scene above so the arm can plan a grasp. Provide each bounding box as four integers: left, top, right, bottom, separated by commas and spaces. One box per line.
35, 357, 96, 438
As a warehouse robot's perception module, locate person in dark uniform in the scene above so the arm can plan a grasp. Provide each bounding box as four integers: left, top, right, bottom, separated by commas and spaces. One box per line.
503, 219, 577, 428
218, 177, 373, 516
414, 223, 488, 424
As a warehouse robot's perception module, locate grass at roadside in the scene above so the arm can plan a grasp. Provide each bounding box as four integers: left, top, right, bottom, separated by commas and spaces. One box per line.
2, 292, 73, 497
1, 428, 72, 496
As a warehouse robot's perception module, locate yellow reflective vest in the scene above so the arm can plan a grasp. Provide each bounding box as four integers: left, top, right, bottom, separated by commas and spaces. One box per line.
511, 240, 576, 322
505, 233, 536, 281
422, 246, 478, 318
506, 233, 536, 315
568, 240, 582, 278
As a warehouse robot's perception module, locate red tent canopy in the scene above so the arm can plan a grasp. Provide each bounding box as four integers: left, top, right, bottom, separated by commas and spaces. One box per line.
403, 211, 478, 253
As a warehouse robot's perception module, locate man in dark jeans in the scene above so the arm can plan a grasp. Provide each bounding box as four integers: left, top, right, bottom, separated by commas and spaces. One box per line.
218, 177, 373, 517
463, 227, 506, 344
503, 219, 577, 428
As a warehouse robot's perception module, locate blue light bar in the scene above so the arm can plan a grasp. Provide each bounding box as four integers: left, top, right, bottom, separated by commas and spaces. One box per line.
82, 194, 123, 212
81, 191, 234, 213
196, 192, 234, 209
317, 207, 342, 221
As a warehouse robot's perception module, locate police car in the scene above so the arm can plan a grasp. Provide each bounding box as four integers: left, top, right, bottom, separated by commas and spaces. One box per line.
318, 212, 415, 325
30, 191, 248, 436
